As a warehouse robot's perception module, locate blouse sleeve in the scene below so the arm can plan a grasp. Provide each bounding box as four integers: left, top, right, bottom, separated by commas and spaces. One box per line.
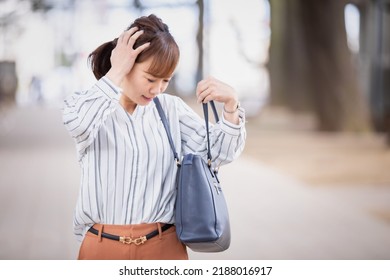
175, 97, 246, 168
62, 77, 121, 160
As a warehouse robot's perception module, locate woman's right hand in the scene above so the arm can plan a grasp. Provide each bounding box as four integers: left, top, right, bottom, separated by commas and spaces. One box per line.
105, 27, 150, 87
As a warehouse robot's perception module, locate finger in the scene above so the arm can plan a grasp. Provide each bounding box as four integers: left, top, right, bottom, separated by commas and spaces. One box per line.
202, 94, 214, 103
127, 29, 145, 46
120, 27, 139, 43
134, 42, 151, 55
196, 79, 209, 97
197, 87, 213, 103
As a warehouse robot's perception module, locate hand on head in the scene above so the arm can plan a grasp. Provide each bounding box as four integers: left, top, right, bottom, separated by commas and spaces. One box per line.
106, 27, 150, 86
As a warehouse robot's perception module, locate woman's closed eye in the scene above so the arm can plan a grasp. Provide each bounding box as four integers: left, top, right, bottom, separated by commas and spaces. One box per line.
146, 77, 171, 83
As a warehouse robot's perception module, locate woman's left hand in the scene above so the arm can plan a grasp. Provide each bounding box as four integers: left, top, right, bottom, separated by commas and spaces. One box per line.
196, 76, 239, 111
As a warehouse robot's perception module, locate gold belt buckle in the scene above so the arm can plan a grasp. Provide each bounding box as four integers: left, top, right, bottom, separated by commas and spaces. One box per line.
119, 236, 147, 245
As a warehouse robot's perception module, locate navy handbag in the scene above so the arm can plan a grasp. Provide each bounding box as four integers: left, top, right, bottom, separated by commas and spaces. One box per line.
154, 98, 231, 252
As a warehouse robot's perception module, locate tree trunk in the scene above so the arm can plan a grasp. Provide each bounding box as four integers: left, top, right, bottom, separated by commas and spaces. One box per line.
268, 0, 371, 131
269, 0, 313, 111
196, 0, 204, 81
0, 61, 18, 105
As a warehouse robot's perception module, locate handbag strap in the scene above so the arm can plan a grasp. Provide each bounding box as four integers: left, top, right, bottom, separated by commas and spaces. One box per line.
154, 97, 180, 165
153, 97, 219, 166
203, 102, 215, 164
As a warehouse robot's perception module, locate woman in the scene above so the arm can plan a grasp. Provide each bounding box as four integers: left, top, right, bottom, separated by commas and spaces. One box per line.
63, 14, 246, 260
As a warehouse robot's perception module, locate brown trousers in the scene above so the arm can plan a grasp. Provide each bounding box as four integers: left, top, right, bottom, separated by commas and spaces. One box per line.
78, 223, 188, 260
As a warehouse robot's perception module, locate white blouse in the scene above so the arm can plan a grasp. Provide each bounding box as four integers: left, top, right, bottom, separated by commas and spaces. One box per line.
62, 77, 246, 241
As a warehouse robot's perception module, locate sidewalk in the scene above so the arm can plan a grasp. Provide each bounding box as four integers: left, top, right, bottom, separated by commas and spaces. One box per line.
190, 157, 390, 259
1, 105, 390, 259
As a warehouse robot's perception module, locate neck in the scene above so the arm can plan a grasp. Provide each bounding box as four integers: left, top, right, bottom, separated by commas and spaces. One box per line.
120, 95, 137, 114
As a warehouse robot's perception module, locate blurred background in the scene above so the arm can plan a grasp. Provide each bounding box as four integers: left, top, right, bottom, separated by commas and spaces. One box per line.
0, 0, 390, 259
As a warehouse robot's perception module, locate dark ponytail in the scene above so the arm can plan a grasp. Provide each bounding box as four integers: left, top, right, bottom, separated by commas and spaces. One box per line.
88, 39, 117, 80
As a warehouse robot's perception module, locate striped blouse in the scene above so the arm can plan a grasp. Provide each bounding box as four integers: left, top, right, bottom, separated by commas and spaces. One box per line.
62, 77, 246, 241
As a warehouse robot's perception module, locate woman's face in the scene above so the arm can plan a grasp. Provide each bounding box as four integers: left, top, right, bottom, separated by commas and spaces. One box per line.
120, 57, 172, 108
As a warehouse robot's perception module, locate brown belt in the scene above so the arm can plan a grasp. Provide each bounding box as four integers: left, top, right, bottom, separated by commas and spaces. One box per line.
88, 224, 174, 245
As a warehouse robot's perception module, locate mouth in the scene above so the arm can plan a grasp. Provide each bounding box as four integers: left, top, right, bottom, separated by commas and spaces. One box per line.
142, 95, 154, 102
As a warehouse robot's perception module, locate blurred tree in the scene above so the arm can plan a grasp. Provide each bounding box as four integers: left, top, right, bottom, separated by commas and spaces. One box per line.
355, 0, 390, 144
268, 0, 371, 131
30, 0, 53, 12
196, 0, 204, 81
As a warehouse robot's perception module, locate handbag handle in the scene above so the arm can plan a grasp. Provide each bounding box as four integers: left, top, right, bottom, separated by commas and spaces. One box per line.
154, 97, 219, 166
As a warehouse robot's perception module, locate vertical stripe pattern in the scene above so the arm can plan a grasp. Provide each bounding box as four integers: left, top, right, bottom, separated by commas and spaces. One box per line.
62, 77, 246, 241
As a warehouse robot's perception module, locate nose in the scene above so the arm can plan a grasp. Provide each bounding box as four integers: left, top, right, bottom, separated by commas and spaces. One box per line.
150, 81, 163, 96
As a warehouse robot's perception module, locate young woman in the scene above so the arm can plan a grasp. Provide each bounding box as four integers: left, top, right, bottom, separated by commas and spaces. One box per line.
63, 14, 246, 260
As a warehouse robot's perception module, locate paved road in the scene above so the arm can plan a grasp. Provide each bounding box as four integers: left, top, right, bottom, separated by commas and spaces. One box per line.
1, 105, 390, 260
